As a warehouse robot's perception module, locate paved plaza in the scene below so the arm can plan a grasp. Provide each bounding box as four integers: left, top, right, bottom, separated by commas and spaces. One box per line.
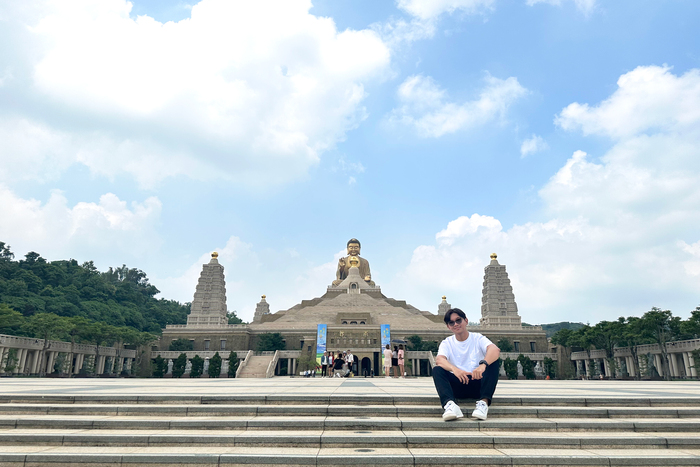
1, 378, 700, 466
1, 377, 699, 399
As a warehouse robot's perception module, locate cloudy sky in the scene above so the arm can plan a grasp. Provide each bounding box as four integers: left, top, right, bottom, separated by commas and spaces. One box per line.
2, 0, 699, 324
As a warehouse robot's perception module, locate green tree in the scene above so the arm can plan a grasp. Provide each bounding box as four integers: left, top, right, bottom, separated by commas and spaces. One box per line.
256, 333, 286, 351
496, 337, 513, 352
640, 308, 680, 381
227, 351, 239, 377
681, 306, 700, 338
22, 313, 68, 375
517, 354, 536, 379
172, 353, 187, 378
583, 319, 625, 378
227, 310, 244, 325
618, 316, 652, 380
190, 355, 204, 378
208, 352, 222, 378
503, 357, 518, 380
406, 335, 439, 353
0, 304, 25, 335
153, 355, 166, 378
169, 338, 194, 351
543, 357, 557, 379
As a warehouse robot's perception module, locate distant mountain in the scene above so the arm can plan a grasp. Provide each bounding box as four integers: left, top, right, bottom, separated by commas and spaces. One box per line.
539, 322, 586, 338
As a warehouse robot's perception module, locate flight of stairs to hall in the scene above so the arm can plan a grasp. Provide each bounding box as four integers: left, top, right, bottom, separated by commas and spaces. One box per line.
1, 393, 700, 466
236, 355, 274, 378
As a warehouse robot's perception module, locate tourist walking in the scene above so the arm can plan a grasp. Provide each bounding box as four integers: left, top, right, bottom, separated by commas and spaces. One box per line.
383, 344, 392, 377
433, 308, 500, 421
321, 351, 329, 377
398, 344, 405, 378
333, 351, 345, 377
392, 346, 399, 378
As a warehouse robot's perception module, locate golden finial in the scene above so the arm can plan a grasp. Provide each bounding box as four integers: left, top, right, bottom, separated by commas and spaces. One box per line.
212, 252, 219, 258
261, 295, 266, 299
442, 295, 446, 301
490, 253, 497, 260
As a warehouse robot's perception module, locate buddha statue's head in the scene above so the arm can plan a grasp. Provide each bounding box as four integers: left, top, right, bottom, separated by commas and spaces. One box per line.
347, 238, 361, 257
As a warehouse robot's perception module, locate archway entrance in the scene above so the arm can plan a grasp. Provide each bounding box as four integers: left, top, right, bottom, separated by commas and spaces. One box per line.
361, 357, 371, 377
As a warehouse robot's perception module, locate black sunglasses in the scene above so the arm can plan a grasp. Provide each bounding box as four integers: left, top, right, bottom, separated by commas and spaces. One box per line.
447, 317, 464, 327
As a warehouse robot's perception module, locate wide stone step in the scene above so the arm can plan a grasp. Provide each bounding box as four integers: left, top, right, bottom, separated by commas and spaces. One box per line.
2, 403, 698, 418
2, 415, 700, 431
1, 429, 700, 449
3, 394, 700, 407
1, 447, 699, 466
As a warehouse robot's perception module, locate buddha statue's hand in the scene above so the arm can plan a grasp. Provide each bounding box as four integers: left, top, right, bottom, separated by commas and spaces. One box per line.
338, 257, 345, 267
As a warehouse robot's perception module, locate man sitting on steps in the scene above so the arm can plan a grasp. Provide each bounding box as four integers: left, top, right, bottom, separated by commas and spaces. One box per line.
433, 308, 501, 421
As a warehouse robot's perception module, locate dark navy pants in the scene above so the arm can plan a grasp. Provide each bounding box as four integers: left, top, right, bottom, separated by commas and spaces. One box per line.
432, 361, 500, 408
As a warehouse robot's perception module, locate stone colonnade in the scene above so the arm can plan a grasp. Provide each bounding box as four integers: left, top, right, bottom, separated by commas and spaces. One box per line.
571, 338, 699, 379
0, 334, 136, 376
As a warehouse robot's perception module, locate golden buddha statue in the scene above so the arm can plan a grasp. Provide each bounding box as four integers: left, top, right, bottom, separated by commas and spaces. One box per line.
332, 238, 374, 286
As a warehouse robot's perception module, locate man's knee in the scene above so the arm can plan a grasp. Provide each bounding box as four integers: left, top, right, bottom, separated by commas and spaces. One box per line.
432, 366, 448, 378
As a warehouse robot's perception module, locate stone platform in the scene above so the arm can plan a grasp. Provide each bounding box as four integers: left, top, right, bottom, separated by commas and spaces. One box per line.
0, 378, 699, 466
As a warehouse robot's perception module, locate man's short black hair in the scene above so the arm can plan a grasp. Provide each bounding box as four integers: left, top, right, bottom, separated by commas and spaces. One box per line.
347, 238, 361, 247
443, 308, 467, 325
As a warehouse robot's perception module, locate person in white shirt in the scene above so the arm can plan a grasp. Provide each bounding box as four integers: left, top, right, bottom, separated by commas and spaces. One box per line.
434, 308, 500, 421
345, 350, 354, 374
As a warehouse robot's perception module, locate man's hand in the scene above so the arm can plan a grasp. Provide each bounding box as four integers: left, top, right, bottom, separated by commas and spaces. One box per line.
453, 367, 471, 384
471, 364, 487, 380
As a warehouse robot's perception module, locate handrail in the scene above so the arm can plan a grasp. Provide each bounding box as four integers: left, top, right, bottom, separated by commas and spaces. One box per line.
266, 350, 280, 378
236, 350, 253, 378
428, 351, 436, 369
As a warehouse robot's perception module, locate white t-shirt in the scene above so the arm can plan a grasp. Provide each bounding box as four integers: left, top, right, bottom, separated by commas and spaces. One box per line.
437, 332, 493, 372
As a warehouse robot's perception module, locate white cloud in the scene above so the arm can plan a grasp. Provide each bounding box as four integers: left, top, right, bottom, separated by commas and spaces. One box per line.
0, 184, 162, 262
0, 0, 391, 188
526, 0, 597, 15
556, 66, 700, 140
520, 134, 548, 157
388, 73, 527, 137
389, 65, 700, 323
396, 0, 495, 21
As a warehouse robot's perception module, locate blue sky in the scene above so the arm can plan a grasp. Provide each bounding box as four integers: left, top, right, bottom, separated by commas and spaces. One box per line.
1, 0, 699, 324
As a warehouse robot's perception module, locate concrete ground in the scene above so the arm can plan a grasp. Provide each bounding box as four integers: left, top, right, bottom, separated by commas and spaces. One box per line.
1, 377, 698, 399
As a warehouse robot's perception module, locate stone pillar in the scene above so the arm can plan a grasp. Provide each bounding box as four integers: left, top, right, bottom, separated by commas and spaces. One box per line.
627, 357, 636, 377
287, 358, 292, 376
0, 347, 6, 372
688, 352, 697, 378
682, 353, 691, 379
17, 349, 28, 374
655, 355, 663, 377
75, 354, 84, 374
668, 353, 678, 377
32, 350, 42, 374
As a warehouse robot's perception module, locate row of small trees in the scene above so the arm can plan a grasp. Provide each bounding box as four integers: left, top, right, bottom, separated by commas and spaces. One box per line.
152, 351, 240, 378
0, 306, 156, 376
550, 307, 700, 380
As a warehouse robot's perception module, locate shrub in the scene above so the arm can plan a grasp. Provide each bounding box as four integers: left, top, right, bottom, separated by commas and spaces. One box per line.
227, 351, 239, 378
172, 353, 187, 378
169, 338, 193, 352
152, 356, 166, 378
190, 355, 204, 378
208, 352, 222, 378
503, 357, 518, 380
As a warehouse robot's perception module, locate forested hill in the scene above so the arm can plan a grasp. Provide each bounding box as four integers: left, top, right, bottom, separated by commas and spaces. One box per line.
0, 241, 189, 335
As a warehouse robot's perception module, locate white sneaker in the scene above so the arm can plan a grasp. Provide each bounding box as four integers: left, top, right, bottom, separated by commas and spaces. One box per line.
472, 400, 488, 420
442, 401, 464, 421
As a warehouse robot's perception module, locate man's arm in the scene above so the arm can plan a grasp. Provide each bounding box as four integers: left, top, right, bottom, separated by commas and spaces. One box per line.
471, 344, 500, 380
435, 355, 470, 384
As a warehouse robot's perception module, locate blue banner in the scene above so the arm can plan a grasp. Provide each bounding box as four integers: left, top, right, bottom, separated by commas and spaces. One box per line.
315, 324, 327, 374
381, 324, 391, 369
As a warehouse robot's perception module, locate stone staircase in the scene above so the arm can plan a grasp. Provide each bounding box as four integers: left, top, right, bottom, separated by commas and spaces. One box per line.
1, 391, 700, 466
236, 355, 274, 378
